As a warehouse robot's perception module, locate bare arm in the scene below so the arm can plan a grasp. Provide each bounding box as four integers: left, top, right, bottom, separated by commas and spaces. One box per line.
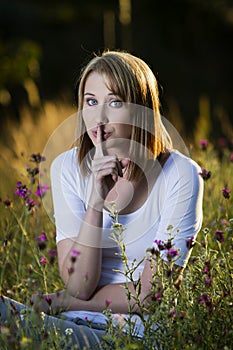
32, 259, 184, 315
57, 125, 128, 300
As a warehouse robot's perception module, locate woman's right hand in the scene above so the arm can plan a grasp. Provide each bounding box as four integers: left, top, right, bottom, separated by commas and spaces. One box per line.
90, 125, 129, 206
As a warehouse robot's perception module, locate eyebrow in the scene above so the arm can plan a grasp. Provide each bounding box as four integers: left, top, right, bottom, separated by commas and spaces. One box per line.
84, 92, 117, 96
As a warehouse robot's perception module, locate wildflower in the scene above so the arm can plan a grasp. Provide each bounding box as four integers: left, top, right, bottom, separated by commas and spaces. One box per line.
1, 198, 12, 208
15, 182, 31, 199
153, 293, 162, 303
105, 299, 112, 308
186, 236, 195, 249
215, 230, 225, 242
65, 328, 73, 335
48, 249, 57, 264
40, 257, 47, 266
44, 296, 52, 305
169, 308, 177, 318
166, 247, 179, 261
70, 249, 81, 263
199, 139, 208, 150
230, 153, 233, 162
35, 185, 50, 198
199, 168, 211, 181
26, 165, 39, 181
154, 239, 166, 250
36, 233, 47, 250
30, 153, 46, 164
164, 239, 173, 250
205, 276, 211, 287
25, 198, 38, 212
222, 187, 231, 199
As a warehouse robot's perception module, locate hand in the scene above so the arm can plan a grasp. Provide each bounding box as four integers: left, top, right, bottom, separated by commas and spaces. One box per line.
31, 290, 71, 315
91, 125, 129, 204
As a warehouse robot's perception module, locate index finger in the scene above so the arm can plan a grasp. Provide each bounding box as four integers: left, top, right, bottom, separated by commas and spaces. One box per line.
95, 124, 104, 157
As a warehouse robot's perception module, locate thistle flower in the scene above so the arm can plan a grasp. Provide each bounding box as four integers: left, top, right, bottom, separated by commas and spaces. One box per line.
15, 182, 31, 199
105, 299, 112, 308
35, 185, 50, 198
199, 168, 211, 181
25, 198, 38, 212
44, 296, 52, 305
199, 139, 208, 150
70, 249, 81, 263
214, 230, 225, 242
40, 257, 47, 266
166, 247, 179, 261
222, 187, 231, 199
36, 233, 47, 250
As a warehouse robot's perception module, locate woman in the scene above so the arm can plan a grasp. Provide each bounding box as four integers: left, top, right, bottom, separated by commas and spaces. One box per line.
0, 50, 203, 348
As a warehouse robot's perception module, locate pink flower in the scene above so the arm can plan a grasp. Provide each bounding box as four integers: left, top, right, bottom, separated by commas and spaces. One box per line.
199, 139, 208, 150
40, 257, 47, 266
230, 153, 233, 162
105, 299, 112, 307
70, 249, 81, 263
35, 185, 50, 198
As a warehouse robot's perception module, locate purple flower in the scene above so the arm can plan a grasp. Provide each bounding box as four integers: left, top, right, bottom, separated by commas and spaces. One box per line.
154, 239, 166, 250
70, 249, 81, 263
199, 168, 211, 181
222, 187, 231, 199
215, 230, 225, 242
166, 247, 179, 261
49, 249, 57, 264
35, 185, 50, 198
15, 182, 31, 199
36, 233, 47, 250
199, 139, 208, 150
205, 276, 211, 287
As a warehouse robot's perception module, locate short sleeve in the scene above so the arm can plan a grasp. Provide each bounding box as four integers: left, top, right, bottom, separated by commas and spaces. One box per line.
152, 154, 204, 267
50, 149, 87, 243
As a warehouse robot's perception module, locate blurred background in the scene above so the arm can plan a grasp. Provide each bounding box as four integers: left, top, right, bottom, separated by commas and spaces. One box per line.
0, 0, 233, 195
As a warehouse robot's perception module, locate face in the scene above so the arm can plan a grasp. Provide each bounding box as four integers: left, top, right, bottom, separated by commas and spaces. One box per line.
82, 72, 132, 156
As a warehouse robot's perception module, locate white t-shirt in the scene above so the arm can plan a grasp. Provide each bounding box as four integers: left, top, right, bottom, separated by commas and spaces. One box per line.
50, 147, 203, 336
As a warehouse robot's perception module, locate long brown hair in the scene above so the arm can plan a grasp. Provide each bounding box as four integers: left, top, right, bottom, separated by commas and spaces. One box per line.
74, 50, 172, 180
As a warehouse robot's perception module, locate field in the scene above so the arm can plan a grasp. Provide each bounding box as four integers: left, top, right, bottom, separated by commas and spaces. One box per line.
0, 102, 232, 349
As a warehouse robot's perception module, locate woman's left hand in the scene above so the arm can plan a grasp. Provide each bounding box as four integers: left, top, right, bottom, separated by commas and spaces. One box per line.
31, 290, 71, 314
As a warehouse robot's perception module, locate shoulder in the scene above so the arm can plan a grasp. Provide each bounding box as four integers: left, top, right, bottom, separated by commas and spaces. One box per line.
162, 150, 203, 192
50, 147, 83, 186
164, 150, 201, 176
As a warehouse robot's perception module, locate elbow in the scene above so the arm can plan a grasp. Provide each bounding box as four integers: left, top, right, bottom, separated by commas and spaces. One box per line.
67, 286, 92, 301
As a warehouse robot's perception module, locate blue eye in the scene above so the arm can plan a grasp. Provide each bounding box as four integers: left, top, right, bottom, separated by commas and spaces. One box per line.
86, 98, 97, 106
110, 100, 123, 108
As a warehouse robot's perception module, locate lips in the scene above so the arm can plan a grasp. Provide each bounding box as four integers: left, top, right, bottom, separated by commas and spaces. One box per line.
92, 129, 112, 140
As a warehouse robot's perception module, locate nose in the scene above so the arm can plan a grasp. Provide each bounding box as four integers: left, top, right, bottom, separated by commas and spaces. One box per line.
95, 103, 109, 125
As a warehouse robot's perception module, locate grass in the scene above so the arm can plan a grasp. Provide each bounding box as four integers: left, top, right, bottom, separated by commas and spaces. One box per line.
0, 102, 232, 349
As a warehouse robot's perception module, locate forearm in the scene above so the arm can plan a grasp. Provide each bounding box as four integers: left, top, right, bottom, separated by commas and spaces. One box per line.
49, 282, 144, 315
60, 201, 104, 300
